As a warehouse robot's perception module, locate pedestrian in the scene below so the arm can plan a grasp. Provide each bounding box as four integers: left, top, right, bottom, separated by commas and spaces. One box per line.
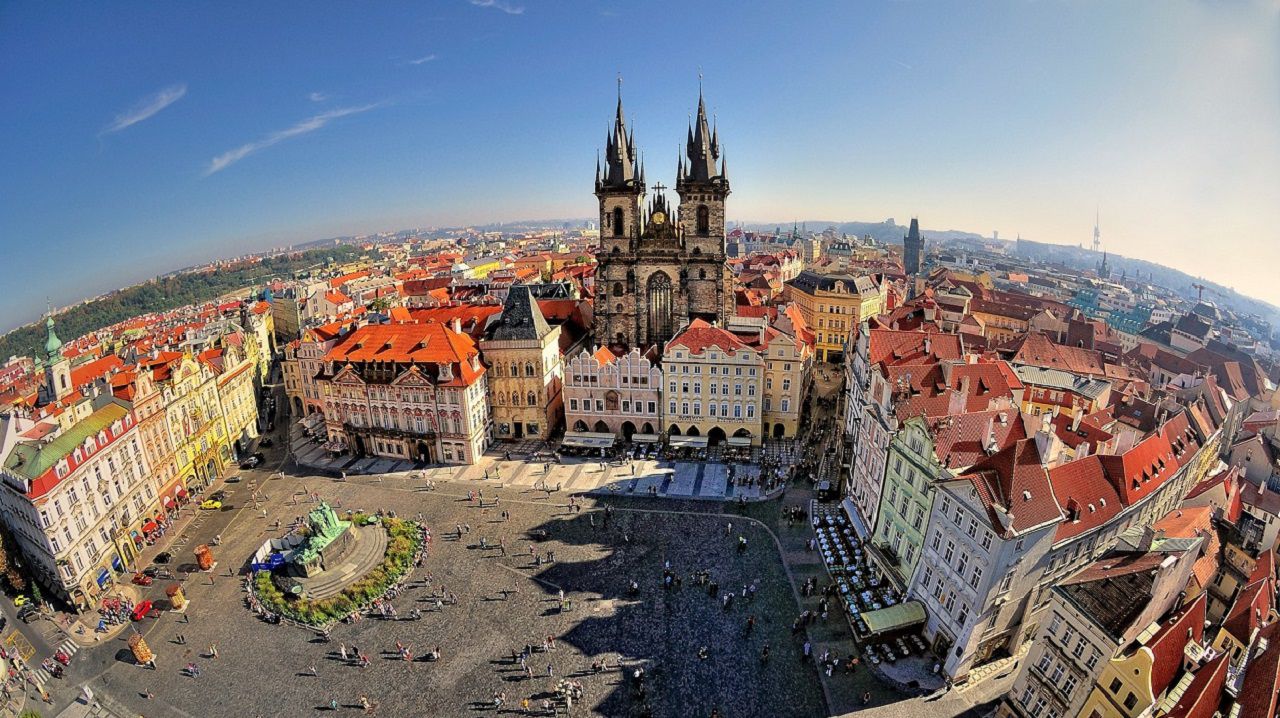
208, 643, 218, 659
339, 643, 348, 661
547, 663, 554, 677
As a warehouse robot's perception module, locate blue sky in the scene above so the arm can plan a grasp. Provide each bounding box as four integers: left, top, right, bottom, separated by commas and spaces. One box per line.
2, 1, 1278, 333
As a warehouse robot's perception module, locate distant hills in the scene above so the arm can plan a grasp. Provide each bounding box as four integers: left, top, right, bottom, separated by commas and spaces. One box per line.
0, 246, 362, 362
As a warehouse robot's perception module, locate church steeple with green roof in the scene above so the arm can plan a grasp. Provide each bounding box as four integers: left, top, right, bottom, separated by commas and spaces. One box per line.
44, 314, 63, 361
40, 312, 72, 404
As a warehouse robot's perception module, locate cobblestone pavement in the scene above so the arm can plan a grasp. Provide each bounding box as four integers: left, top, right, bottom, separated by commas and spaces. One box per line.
59, 474, 825, 718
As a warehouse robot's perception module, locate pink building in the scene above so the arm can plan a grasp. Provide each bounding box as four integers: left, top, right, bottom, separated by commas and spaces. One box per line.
564, 347, 662, 439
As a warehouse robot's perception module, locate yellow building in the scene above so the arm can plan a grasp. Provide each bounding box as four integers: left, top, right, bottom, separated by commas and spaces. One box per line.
480, 288, 564, 441
663, 319, 764, 446
140, 352, 232, 494
785, 270, 885, 362
1077, 594, 1210, 718
199, 340, 260, 453
730, 309, 814, 440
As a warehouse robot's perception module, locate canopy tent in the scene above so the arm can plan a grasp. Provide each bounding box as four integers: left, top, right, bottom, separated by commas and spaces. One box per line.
561, 432, 616, 449
859, 601, 926, 635
630, 433, 661, 444
726, 436, 753, 447
668, 435, 709, 449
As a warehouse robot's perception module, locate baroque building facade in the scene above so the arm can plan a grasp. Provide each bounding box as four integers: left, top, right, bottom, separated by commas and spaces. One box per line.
593, 89, 734, 351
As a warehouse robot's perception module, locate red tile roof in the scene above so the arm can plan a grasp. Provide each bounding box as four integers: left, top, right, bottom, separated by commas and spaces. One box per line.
867, 329, 964, 367
70, 354, 124, 388
1153, 507, 1219, 591
1049, 456, 1123, 542
1164, 652, 1229, 718
1098, 430, 1180, 506
1147, 592, 1208, 699
1222, 563, 1274, 645
1004, 332, 1106, 376
668, 319, 756, 356
324, 321, 483, 386
329, 269, 371, 288
1239, 621, 1280, 718
960, 438, 1062, 536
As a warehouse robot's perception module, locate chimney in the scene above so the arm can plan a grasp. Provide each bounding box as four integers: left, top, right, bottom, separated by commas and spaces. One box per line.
1071, 411, 1083, 432
924, 336, 932, 356
1137, 526, 1165, 553
451, 317, 462, 335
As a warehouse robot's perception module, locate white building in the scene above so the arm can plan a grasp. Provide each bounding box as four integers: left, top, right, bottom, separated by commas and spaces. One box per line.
0, 399, 159, 611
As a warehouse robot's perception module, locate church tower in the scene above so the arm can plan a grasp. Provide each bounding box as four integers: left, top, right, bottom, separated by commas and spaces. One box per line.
903, 217, 923, 276
675, 88, 734, 326
592, 82, 734, 352
40, 314, 72, 405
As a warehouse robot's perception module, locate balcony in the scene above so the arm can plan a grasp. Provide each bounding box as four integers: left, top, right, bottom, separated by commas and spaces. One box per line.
343, 422, 436, 441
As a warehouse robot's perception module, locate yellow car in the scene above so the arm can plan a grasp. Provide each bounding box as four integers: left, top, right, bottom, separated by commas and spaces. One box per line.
200, 499, 222, 510
13, 595, 28, 607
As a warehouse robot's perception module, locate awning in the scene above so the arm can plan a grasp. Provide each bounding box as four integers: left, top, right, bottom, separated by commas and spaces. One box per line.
630, 433, 661, 444
177, 488, 189, 498
668, 435, 709, 449
163, 496, 176, 508
726, 436, 753, 447
111, 555, 124, 572
859, 600, 927, 635
96, 568, 111, 588
142, 521, 158, 533
561, 432, 616, 449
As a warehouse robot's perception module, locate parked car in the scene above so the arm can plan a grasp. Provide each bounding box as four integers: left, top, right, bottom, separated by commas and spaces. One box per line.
154, 551, 173, 564
200, 499, 222, 510
225, 475, 242, 484
239, 456, 262, 469
209, 490, 228, 502
17, 604, 41, 624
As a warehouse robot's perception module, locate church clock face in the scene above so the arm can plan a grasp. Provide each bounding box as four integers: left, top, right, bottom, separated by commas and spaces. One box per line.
650, 211, 666, 226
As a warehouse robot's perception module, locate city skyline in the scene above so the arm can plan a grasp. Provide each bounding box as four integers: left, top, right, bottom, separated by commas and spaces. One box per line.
2, 1, 1278, 333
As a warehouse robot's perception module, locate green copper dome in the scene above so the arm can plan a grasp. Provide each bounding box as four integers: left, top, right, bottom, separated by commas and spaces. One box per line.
44, 315, 63, 359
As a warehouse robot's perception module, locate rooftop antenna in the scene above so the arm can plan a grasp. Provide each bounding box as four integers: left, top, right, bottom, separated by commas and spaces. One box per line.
1092, 207, 1101, 253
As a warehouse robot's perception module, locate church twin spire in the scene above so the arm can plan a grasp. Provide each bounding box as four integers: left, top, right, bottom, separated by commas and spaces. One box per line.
597, 79, 726, 195
679, 87, 725, 185
598, 85, 642, 191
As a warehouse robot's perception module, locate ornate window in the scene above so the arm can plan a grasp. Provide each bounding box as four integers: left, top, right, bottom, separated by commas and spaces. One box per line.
647, 272, 673, 344
612, 207, 624, 237
613, 282, 624, 297
696, 205, 709, 235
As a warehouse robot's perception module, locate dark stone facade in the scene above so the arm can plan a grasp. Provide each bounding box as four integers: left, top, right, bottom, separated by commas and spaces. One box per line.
593, 90, 733, 352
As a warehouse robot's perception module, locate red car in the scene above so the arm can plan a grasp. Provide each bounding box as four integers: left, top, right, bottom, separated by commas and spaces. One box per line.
131, 600, 153, 621
131, 573, 153, 586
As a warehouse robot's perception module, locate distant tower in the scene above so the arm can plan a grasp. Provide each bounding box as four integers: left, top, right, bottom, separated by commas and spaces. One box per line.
1091, 209, 1101, 253
1097, 251, 1110, 280
40, 313, 72, 404
903, 217, 923, 276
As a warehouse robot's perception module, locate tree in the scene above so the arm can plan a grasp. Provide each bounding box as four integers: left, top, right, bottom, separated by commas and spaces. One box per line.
0, 522, 27, 592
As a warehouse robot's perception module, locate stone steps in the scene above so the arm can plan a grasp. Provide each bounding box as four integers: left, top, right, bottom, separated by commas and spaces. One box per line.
297, 526, 389, 599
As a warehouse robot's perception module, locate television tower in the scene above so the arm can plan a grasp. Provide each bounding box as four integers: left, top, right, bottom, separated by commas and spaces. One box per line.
1091, 209, 1101, 253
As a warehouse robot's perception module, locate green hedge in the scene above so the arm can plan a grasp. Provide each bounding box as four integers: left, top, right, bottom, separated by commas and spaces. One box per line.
253, 517, 423, 626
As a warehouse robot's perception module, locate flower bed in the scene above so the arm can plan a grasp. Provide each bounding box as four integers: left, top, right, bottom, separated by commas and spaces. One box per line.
251, 514, 429, 627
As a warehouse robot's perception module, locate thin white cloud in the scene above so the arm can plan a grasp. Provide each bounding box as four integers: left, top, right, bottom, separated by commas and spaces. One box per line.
204, 103, 383, 176
469, 0, 524, 15
891, 59, 914, 70
408, 54, 438, 65
103, 84, 187, 134
308, 92, 329, 102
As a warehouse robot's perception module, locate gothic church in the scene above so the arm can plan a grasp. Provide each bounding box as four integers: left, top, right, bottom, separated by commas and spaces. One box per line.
593, 88, 734, 351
